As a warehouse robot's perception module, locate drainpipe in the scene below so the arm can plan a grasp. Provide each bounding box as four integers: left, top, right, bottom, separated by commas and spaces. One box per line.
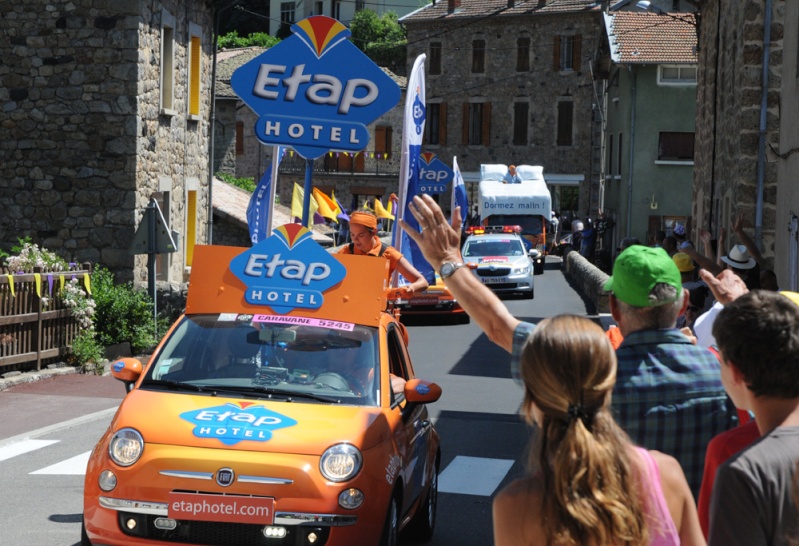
754, 0, 772, 251
626, 67, 636, 238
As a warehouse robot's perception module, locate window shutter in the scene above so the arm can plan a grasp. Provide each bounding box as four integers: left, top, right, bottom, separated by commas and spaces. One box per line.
572, 34, 582, 72
189, 36, 201, 116
385, 126, 393, 159
375, 126, 387, 154
462, 103, 469, 145
236, 122, 244, 155
482, 102, 491, 146
553, 35, 561, 71
440, 103, 448, 146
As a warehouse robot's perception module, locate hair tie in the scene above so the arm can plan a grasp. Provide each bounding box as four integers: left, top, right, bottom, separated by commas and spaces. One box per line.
567, 404, 586, 421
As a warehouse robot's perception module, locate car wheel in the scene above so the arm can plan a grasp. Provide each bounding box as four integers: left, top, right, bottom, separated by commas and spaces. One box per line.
405, 466, 438, 541
81, 521, 92, 546
379, 494, 399, 546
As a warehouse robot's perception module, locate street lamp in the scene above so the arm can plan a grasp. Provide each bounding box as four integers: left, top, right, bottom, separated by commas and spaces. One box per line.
634, 1, 700, 52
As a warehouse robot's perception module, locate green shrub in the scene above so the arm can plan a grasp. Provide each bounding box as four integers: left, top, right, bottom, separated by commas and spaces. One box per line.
92, 266, 167, 354
216, 172, 256, 192
68, 330, 104, 374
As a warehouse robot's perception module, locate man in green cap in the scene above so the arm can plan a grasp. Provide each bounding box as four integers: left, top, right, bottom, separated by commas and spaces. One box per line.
606, 245, 737, 498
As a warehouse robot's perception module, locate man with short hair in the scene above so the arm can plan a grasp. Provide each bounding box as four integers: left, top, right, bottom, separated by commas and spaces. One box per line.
605, 245, 737, 497
708, 290, 799, 545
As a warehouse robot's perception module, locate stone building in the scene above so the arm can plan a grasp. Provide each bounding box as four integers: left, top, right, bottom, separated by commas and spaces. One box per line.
692, 0, 796, 287
400, 0, 603, 220
0, 0, 219, 286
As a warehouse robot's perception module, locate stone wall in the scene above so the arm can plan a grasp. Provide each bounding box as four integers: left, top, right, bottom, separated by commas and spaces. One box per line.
404, 11, 602, 219
0, 0, 214, 287
693, 0, 782, 268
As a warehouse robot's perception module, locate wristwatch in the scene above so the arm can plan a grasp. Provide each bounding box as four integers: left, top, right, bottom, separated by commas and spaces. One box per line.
439, 262, 468, 279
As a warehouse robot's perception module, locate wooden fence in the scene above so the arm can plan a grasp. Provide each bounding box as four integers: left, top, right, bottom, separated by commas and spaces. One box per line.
0, 263, 92, 373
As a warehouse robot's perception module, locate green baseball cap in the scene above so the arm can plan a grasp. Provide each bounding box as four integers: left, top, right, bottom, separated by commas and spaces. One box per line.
604, 245, 682, 307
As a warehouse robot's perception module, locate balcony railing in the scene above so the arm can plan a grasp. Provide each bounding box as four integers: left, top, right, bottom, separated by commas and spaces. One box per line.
278, 149, 401, 177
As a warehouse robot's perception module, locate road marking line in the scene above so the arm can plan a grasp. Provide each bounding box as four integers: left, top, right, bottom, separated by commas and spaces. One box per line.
0, 406, 118, 449
30, 451, 91, 475
0, 439, 59, 462
438, 456, 514, 496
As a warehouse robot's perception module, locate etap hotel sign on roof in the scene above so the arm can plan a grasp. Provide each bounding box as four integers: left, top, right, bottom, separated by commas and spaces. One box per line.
231, 16, 401, 160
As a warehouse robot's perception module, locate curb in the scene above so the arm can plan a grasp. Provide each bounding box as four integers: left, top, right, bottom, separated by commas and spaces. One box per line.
0, 366, 81, 392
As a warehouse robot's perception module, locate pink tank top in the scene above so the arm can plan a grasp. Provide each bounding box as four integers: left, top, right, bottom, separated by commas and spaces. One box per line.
635, 447, 680, 546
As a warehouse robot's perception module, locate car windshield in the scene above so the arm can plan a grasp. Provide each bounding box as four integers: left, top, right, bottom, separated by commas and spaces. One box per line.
142, 315, 380, 406
463, 238, 525, 258
487, 215, 543, 235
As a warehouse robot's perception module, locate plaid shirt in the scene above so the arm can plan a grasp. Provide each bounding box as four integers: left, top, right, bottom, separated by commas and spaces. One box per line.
613, 329, 738, 498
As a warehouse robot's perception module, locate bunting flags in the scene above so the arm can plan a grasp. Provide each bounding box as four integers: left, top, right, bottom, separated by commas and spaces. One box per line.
246, 146, 285, 245
392, 54, 434, 285
451, 156, 469, 230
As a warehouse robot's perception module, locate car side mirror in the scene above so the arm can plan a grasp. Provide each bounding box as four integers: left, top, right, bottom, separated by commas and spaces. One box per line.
404, 379, 442, 404
111, 357, 143, 392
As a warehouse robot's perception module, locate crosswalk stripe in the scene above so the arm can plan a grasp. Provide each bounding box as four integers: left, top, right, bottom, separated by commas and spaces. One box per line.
438, 456, 514, 496
30, 450, 91, 475
0, 439, 59, 463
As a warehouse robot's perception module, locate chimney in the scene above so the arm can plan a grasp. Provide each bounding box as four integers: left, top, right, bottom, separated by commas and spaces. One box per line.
448, 0, 460, 13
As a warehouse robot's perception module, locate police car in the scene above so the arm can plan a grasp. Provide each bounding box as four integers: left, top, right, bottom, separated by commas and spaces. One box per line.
462, 226, 535, 298
82, 224, 442, 546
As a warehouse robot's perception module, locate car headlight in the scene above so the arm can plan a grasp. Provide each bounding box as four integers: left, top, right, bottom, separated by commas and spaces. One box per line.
513, 264, 531, 275
320, 443, 362, 482
108, 428, 144, 467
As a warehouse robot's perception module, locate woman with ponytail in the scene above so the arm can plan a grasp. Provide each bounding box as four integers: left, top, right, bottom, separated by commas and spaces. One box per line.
493, 315, 704, 546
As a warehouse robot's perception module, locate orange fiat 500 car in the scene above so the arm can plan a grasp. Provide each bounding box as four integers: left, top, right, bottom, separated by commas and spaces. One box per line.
82, 225, 442, 546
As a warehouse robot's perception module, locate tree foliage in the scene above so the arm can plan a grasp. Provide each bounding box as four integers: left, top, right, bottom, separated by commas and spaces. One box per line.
349, 10, 407, 72
217, 30, 280, 50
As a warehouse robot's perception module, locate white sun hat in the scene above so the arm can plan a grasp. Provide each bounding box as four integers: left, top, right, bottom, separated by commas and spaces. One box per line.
720, 244, 757, 270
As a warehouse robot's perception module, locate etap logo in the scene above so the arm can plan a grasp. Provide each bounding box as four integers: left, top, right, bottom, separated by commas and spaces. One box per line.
230, 16, 401, 160
417, 152, 454, 194
180, 402, 298, 446
229, 224, 346, 314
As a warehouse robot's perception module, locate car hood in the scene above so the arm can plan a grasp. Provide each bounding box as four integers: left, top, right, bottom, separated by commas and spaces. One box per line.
111, 389, 391, 455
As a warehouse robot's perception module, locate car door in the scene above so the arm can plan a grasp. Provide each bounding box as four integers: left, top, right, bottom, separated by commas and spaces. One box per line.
386, 323, 430, 518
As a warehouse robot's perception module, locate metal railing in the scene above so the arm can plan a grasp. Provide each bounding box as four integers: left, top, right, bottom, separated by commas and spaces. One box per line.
278, 150, 401, 177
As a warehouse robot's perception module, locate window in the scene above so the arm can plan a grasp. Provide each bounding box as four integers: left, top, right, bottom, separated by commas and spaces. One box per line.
472, 39, 485, 73
333, 0, 341, 20
617, 132, 623, 175
160, 10, 175, 113
658, 132, 695, 161
425, 102, 447, 146
516, 37, 530, 72
355, 0, 365, 10
185, 188, 197, 267
553, 34, 582, 72
236, 122, 244, 155
607, 133, 614, 177
188, 23, 202, 118
280, 2, 295, 25
374, 126, 393, 159
315, 1, 323, 14
556, 100, 573, 146
429, 42, 442, 75
658, 65, 698, 85
512, 102, 528, 146
462, 102, 491, 146
153, 190, 170, 281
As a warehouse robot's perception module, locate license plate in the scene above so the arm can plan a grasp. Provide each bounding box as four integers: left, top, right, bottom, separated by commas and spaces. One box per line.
411, 298, 439, 305
481, 278, 507, 284
168, 492, 275, 524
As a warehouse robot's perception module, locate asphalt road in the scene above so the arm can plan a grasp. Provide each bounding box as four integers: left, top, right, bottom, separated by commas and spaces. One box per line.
0, 257, 598, 546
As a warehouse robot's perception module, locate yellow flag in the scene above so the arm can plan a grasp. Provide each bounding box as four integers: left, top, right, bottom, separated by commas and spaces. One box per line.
374, 197, 395, 220
84, 273, 92, 295
6, 274, 14, 297
291, 183, 319, 229
34, 273, 41, 298
312, 188, 339, 223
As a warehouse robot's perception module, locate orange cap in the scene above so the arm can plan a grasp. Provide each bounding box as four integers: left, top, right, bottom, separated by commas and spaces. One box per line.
350, 211, 377, 231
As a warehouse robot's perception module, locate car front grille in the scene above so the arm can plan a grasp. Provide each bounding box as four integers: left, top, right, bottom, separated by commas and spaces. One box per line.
117, 511, 330, 545
476, 267, 511, 277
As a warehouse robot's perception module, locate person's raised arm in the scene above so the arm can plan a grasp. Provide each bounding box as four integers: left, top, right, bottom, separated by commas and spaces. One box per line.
400, 194, 520, 352
682, 241, 723, 276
